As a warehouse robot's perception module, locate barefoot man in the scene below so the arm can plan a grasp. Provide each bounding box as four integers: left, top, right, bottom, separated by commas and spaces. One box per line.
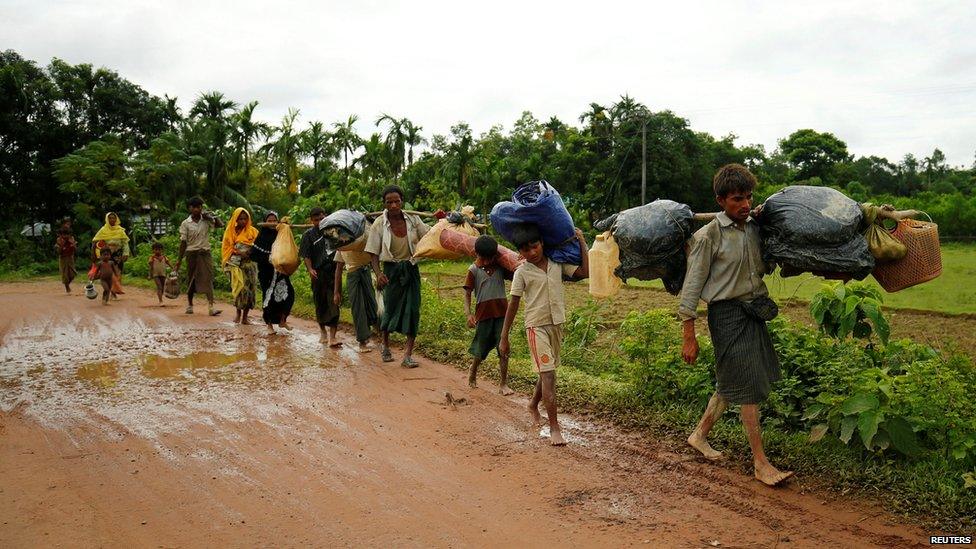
679, 163, 794, 486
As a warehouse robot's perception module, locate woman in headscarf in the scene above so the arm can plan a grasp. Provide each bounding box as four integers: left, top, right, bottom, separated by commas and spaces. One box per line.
91, 212, 130, 297
222, 207, 259, 325
251, 211, 295, 335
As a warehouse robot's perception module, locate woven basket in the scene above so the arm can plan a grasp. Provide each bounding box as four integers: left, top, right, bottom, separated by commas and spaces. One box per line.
872, 218, 942, 292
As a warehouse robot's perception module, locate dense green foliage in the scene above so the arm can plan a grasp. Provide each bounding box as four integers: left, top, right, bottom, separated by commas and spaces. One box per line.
4, 49, 976, 257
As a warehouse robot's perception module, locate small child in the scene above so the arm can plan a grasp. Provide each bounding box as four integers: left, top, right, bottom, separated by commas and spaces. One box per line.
499, 224, 588, 446
464, 235, 514, 395
95, 248, 120, 305
148, 242, 172, 305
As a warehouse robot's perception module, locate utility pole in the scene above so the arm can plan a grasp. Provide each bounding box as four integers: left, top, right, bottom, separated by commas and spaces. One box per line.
641, 119, 647, 205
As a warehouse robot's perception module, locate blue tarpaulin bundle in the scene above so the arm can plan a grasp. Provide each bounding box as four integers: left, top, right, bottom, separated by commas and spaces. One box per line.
490, 180, 581, 264
319, 209, 367, 250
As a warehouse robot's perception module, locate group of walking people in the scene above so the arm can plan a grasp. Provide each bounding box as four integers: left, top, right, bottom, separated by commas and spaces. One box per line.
53, 165, 795, 486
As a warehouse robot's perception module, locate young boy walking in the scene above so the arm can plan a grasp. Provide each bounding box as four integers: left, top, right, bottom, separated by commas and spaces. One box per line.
95, 248, 120, 305
148, 242, 171, 305
679, 163, 793, 486
500, 225, 588, 446
464, 235, 514, 395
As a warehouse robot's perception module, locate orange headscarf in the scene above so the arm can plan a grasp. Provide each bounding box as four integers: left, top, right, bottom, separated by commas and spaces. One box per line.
221, 207, 258, 265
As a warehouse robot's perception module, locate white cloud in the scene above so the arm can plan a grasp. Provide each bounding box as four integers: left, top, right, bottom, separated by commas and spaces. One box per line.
4, 0, 975, 165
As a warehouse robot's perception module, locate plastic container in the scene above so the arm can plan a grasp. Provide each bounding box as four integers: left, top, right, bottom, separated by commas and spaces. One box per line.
588, 232, 622, 299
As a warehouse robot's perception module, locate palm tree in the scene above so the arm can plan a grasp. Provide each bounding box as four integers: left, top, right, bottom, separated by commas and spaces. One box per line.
188, 91, 238, 202
353, 133, 391, 192
231, 101, 270, 193
260, 108, 303, 194
445, 124, 473, 196
403, 119, 426, 167
332, 115, 362, 186
302, 121, 332, 172
376, 114, 406, 180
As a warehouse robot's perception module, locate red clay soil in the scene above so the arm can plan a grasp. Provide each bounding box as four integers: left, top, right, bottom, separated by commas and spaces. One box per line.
0, 282, 929, 547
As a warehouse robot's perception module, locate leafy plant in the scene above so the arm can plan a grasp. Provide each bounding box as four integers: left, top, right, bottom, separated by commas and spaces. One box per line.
810, 281, 890, 345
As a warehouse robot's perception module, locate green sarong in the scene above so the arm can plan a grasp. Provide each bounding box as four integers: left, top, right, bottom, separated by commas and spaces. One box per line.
348, 267, 379, 343
381, 261, 421, 337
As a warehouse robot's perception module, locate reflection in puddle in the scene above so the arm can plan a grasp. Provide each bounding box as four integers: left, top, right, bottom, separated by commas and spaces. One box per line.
76, 361, 119, 387
140, 352, 258, 378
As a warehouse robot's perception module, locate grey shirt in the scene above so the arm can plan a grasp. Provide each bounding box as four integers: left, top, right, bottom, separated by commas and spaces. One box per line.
677, 212, 771, 321
179, 216, 215, 252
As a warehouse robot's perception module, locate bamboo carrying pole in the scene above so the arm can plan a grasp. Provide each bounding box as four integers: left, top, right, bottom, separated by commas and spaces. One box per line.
692, 207, 922, 223
255, 222, 314, 228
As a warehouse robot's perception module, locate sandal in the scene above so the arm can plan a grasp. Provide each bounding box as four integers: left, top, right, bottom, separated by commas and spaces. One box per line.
381, 348, 394, 363
401, 357, 419, 369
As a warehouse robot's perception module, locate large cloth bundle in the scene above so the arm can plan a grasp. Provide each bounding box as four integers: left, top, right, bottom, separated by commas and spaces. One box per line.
759, 186, 874, 279
439, 229, 524, 273
270, 222, 301, 275
320, 209, 367, 250
596, 199, 693, 295
490, 180, 581, 264
413, 215, 480, 260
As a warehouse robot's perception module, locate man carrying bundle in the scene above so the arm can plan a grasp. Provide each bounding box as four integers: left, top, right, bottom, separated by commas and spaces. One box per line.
679, 163, 793, 486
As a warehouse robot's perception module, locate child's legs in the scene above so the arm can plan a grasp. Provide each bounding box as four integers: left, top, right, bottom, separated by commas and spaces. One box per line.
540, 371, 559, 427
100, 278, 111, 302
154, 276, 165, 298
468, 357, 482, 386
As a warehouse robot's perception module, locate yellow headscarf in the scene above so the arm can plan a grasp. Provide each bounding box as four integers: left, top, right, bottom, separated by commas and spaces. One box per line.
221, 207, 258, 265
91, 212, 129, 243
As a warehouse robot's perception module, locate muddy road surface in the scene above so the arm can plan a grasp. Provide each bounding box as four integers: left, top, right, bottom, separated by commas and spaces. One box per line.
1, 282, 926, 547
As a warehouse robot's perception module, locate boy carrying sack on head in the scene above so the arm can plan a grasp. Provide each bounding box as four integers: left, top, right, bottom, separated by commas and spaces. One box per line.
464, 235, 514, 395
499, 224, 588, 446
679, 163, 793, 486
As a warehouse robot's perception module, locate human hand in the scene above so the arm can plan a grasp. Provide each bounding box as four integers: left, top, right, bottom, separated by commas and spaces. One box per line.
376, 273, 389, 290
466, 314, 477, 329
681, 336, 699, 364
121, 255, 129, 262
174, 261, 181, 272
499, 337, 510, 357
333, 292, 342, 306
750, 204, 764, 219
574, 227, 586, 241
308, 267, 318, 280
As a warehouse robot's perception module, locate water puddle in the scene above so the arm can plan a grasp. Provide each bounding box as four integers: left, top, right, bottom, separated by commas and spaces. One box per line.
140, 351, 259, 378
0, 312, 349, 445
76, 361, 120, 387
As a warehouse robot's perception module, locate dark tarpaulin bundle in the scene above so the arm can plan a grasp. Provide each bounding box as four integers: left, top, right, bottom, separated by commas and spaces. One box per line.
319, 209, 367, 250
490, 180, 581, 264
597, 199, 693, 295
758, 185, 874, 279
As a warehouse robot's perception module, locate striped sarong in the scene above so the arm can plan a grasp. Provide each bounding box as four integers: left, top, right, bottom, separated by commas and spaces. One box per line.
381, 261, 421, 337
347, 268, 378, 343
706, 299, 781, 405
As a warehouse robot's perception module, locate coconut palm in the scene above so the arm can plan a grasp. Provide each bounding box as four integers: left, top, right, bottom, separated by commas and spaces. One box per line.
403, 119, 426, 167
302, 121, 332, 172
231, 101, 270, 193
260, 108, 303, 194
376, 113, 406, 180
332, 115, 362, 186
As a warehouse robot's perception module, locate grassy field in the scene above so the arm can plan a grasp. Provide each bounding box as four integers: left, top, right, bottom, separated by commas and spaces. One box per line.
424, 242, 976, 315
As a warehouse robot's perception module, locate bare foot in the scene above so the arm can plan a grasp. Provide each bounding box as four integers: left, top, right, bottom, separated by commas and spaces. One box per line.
498, 385, 515, 396
754, 461, 794, 486
550, 428, 567, 446
358, 343, 373, 353
266, 325, 276, 335
329, 341, 343, 349
241, 317, 251, 325
687, 432, 723, 460
319, 332, 328, 344
279, 322, 292, 331
468, 378, 478, 389
528, 405, 543, 426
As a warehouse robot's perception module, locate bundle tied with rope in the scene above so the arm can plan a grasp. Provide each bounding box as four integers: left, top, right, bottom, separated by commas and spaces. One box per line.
270, 216, 301, 275
413, 205, 481, 260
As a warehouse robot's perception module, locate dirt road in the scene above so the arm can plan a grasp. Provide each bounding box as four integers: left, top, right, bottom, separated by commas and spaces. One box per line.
0, 282, 927, 547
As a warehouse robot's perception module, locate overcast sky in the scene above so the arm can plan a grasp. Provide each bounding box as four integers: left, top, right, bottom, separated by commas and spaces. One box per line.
4, 0, 976, 166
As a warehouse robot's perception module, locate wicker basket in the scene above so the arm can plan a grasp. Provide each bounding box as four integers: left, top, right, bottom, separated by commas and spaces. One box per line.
872, 218, 942, 292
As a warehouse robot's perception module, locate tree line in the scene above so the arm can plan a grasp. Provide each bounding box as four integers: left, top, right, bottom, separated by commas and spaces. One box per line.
3, 49, 975, 238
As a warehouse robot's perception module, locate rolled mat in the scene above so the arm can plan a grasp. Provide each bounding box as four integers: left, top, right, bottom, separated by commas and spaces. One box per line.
439, 230, 524, 273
